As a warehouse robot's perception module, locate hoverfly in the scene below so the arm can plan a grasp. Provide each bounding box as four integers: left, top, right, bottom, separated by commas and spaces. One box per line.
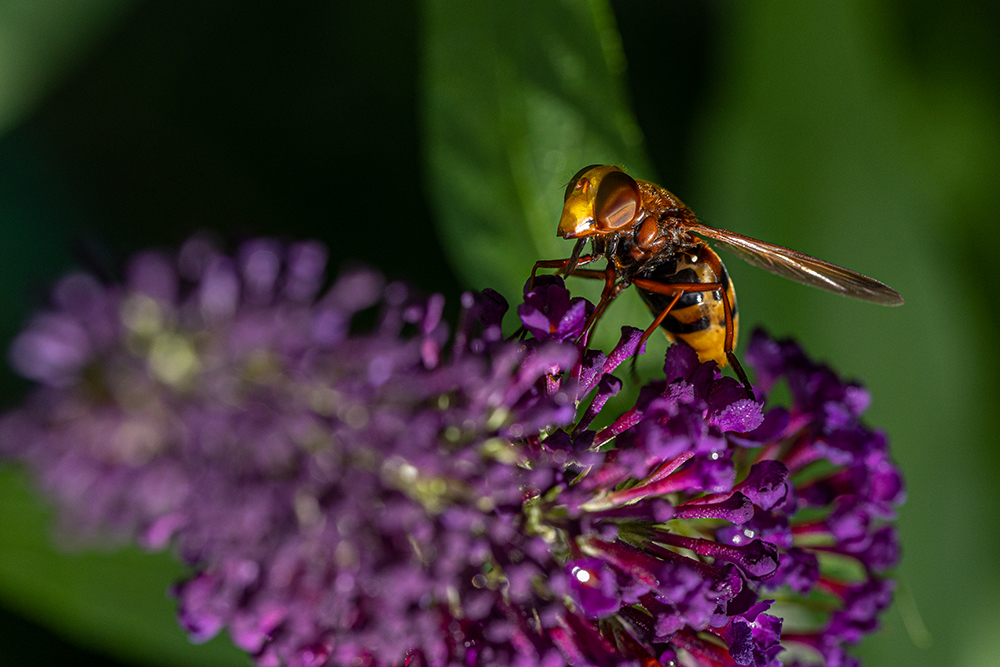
531, 165, 903, 396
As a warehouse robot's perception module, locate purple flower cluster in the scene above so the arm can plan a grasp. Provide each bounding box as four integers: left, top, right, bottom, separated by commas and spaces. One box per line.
0, 239, 903, 667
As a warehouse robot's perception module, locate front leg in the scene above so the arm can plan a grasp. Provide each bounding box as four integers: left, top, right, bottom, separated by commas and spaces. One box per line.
530, 254, 601, 287
578, 265, 626, 348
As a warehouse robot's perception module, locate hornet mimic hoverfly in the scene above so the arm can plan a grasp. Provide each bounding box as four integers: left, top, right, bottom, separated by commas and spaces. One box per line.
531, 165, 903, 397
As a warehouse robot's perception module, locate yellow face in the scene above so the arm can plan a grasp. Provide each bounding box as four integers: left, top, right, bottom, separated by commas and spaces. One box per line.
558, 165, 641, 239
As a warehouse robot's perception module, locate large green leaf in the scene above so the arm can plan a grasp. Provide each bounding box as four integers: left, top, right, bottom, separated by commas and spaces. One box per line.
422, 0, 649, 289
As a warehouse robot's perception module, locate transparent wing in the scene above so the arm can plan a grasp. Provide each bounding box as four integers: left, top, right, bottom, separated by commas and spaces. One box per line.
688, 222, 904, 306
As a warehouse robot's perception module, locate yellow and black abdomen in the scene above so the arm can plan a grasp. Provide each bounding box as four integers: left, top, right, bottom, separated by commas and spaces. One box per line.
636, 245, 738, 368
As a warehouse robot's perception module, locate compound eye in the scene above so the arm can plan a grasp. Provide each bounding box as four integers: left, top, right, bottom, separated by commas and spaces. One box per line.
595, 170, 640, 230
564, 164, 601, 201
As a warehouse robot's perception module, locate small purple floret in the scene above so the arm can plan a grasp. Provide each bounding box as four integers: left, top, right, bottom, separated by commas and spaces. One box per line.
721, 600, 784, 666
518, 275, 592, 343
567, 557, 622, 619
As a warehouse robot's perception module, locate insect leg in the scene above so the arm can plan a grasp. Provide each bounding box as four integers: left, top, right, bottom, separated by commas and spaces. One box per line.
631, 278, 755, 400
633, 287, 687, 353
629, 279, 709, 381
530, 255, 600, 288
717, 282, 755, 401
577, 265, 624, 348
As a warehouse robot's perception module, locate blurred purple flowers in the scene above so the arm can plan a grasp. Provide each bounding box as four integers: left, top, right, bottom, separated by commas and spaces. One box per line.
0, 237, 904, 667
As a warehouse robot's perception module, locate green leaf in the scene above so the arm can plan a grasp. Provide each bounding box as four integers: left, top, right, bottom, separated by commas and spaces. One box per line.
0, 0, 138, 136
422, 0, 651, 297
0, 466, 247, 667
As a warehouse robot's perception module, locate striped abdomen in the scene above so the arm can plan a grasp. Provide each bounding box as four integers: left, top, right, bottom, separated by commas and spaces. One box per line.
636, 244, 738, 367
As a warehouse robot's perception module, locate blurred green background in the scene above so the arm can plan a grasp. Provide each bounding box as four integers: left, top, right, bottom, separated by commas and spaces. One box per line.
0, 1, 998, 666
